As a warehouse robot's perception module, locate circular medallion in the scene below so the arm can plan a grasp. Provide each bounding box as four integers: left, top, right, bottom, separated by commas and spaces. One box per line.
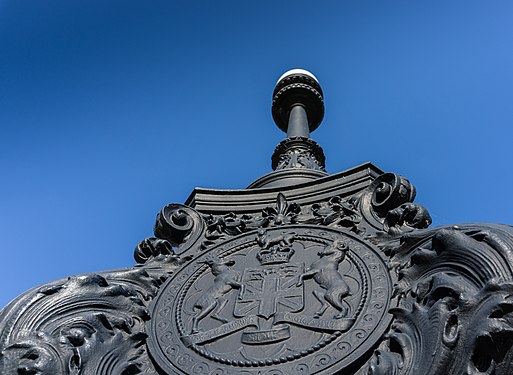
147, 225, 393, 374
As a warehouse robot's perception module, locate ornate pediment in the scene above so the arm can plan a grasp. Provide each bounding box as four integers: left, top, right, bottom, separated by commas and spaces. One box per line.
1, 69, 513, 375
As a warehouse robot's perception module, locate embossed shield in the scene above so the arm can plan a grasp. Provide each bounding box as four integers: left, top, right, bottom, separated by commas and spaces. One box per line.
234, 263, 304, 319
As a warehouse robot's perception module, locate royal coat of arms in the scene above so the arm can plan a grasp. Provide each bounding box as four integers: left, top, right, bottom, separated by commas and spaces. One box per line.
147, 225, 392, 374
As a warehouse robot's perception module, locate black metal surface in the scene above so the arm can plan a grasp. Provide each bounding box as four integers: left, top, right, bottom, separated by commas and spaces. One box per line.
1, 70, 513, 375
287, 105, 310, 138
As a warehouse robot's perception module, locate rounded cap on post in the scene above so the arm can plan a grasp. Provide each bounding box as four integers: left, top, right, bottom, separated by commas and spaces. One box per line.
272, 69, 325, 134
276, 69, 320, 84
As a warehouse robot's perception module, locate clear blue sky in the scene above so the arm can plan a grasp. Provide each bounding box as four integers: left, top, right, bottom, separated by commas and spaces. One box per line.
1, 1, 513, 308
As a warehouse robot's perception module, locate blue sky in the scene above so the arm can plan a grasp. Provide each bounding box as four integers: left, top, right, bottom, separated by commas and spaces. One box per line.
1, 1, 512, 308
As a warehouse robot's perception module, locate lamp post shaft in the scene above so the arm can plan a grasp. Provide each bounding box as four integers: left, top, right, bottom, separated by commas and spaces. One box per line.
287, 105, 310, 138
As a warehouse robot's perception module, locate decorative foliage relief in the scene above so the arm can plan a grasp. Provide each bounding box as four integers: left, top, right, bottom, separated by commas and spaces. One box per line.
0, 269, 161, 374
1, 173, 513, 374
360, 224, 513, 375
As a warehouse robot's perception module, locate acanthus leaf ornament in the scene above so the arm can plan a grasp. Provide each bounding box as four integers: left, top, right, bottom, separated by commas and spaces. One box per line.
361, 224, 513, 375
272, 137, 326, 172
0, 269, 162, 375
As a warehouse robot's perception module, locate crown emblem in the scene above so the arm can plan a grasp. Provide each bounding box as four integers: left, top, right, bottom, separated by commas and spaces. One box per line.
257, 245, 294, 265
256, 229, 297, 265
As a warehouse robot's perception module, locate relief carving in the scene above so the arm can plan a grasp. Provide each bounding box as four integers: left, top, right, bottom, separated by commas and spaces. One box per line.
0, 269, 166, 374
271, 137, 326, 172
134, 204, 205, 263
149, 226, 392, 374
360, 224, 513, 375
191, 258, 244, 334
298, 239, 351, 319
